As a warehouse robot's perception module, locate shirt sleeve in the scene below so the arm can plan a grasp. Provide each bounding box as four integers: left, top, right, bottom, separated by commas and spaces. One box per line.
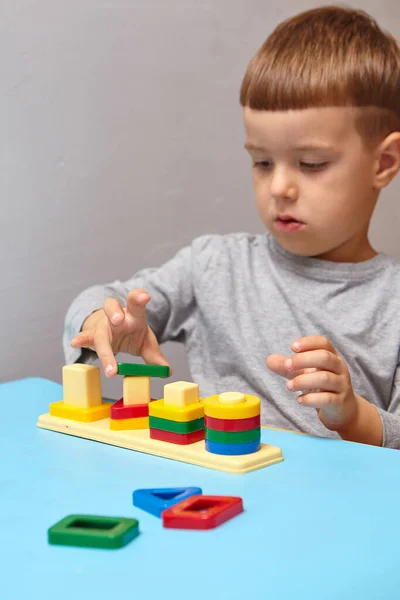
376, 365, 400, 449
62, 244, 195, 365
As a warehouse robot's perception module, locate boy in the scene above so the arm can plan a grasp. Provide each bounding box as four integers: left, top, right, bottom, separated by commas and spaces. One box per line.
64, 6, 400, 449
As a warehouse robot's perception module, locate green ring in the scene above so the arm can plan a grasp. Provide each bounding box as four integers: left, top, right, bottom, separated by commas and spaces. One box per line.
149, 416, 204, 434
205, 426, 260, 444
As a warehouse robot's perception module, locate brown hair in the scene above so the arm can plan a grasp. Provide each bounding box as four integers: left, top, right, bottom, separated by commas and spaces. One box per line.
240, 5, 400, 146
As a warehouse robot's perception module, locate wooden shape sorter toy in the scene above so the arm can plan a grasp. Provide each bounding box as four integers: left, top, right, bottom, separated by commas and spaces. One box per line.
37, 363, 284, 474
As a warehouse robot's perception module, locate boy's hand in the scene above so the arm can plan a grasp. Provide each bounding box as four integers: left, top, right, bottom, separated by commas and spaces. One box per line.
70, 289, 170, 378
266, 336, 358, 431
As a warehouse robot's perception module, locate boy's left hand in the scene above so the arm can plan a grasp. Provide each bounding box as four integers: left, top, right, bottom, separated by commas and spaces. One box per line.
266, 336, 358, 432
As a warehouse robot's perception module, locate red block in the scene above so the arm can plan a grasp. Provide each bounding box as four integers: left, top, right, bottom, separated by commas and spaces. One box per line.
149, 428, 204, 445
162, 495, 243, 530
111, 398, 155, 420
204, 414, 260, 432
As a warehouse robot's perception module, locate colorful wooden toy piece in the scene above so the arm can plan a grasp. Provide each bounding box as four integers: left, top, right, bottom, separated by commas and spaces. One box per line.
203, 393, 260, 420
164, 381, 200, 407
37, 414, 283, 474
150, 428, 204, 445
117, 363, 170, 377
50, 364, 111, 422
149, 399, 204, 422
48, 514, 139, 549
133, 487, 202, 518
111, 398, 152, 420
110, 416, 149, 430
205, 427, 261, 444
38, 371, 284, 474
149, 382, 205, 445
49, 400, 111, 422
162, 495, 243, 530
205, 439, 261, 455
123, 376, 151, 406
204, 414, 260, 432
62, 364, 102, 408
204, 392, 261, 456
149, 416, 204, 434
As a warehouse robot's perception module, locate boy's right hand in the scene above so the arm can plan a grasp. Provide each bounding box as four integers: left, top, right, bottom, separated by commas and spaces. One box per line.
70, 289, 170, 378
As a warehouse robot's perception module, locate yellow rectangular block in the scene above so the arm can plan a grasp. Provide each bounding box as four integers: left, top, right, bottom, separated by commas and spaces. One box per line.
149, 399, 204, 422
164, 381, 199, 407
123, 376, 151, 406
62, 364, 102, 409
49, 400, 111, 423
110, 417, 149, 431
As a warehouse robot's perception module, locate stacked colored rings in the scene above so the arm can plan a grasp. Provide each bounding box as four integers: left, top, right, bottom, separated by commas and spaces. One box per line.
203, 392, 261, 455
149, 381, 205, 445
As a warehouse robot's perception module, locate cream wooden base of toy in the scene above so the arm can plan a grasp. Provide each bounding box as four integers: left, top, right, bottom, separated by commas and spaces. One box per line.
37, 413, 283, 474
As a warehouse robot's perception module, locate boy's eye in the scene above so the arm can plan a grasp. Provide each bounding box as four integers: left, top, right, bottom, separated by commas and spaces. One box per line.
300, 161, 328, 170
252, 160, 328, 170
253, 161, 272, 168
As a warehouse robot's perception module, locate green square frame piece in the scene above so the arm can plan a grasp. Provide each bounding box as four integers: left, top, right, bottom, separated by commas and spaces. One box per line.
117, 363, 170, 378
205, 427, 261, 444
48, 515, 140, 549
149, 416, 204, 434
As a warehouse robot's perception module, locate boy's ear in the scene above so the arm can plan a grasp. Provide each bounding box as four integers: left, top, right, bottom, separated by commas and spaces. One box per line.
373, 132, 400, 190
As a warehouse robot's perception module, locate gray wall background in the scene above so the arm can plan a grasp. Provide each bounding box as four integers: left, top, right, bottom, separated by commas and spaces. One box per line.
2, 0, 400, 399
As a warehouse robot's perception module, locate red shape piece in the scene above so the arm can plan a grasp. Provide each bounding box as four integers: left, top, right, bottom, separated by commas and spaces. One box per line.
204, 414, 260, 432
111, 398, 155, 420
149, 428, 204, 445
162, 495, 243, 530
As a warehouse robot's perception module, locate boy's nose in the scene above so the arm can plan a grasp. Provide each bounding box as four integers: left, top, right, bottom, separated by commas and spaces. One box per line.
270, 167, 297, 201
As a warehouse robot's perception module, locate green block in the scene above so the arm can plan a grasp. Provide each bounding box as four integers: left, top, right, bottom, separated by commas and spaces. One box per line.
205, 427, 261, 444
117, 363, 170, 378
48, 515, 140, 549
149, 416, 204, 434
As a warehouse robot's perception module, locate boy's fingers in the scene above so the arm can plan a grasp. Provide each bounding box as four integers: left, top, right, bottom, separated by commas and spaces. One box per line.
104, 299, 125, 325
126, 289, 150, 320
291, 336, 337, 354
141, 346, 171, 370
93, 328, 117, 377
285, 349, 341, 375
287, 370, 340, 393
266, 354, 304, 379
297, 391, 336, 408
140, 330, 172, 374
70, 331, 94, 349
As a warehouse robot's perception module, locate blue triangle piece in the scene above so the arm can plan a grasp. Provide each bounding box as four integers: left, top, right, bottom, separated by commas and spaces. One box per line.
133, 487, 202, 518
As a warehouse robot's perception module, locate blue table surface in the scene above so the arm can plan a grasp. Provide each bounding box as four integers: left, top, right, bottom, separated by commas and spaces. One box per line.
2, 377, 400, 600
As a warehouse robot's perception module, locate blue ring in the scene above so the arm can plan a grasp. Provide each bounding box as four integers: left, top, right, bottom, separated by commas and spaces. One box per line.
205, 439, 260, 456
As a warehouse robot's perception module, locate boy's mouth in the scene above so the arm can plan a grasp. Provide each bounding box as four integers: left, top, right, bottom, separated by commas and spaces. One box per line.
274, 214, 305, 233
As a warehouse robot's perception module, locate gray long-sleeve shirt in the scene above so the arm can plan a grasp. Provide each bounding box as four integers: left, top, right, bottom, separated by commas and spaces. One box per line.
63, 232, 400, 449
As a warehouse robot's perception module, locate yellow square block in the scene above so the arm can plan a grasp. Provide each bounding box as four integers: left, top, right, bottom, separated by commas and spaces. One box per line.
49, 400, 111, 422
164, 381, 199, 407
110, 416, 149, 430
62, 364, 102, 409
123, 376, 151, 405
149, 398, 204, 422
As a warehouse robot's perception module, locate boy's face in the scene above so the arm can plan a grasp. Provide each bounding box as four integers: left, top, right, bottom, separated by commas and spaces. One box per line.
244, 106, 380, 262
